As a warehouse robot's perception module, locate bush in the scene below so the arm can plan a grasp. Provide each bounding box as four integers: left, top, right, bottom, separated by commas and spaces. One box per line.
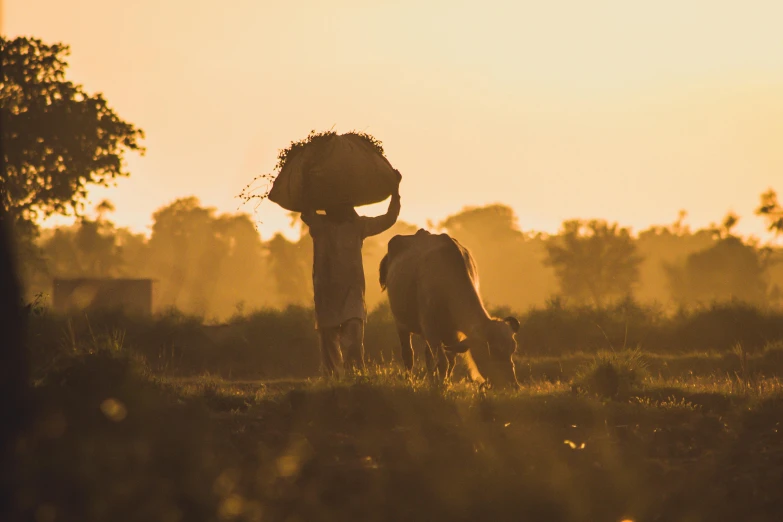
516, 299, 783, 356
574, 349, 649, 400
24, 300, 783, 380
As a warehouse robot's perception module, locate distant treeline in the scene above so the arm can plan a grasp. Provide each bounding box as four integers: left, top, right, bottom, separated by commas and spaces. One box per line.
17, 197, 783, 320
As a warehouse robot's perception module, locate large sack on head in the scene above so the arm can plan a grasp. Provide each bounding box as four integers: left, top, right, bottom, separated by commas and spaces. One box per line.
268, 132, 399, 212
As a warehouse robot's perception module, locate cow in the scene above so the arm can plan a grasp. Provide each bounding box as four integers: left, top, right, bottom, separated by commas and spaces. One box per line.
379, 229, 521, 389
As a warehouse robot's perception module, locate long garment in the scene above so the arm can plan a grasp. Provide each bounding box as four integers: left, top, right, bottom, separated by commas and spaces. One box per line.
302, 196, 400, 329
301, 196, 400, 374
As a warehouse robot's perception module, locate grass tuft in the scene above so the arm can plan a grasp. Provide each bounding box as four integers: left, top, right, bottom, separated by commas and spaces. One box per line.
574, 348, 649, 400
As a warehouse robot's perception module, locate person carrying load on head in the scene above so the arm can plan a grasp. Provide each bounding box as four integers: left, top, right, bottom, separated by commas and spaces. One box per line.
300, 169, 402, 378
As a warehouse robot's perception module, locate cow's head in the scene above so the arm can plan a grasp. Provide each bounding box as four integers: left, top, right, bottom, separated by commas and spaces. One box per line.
481, 316, 521, 389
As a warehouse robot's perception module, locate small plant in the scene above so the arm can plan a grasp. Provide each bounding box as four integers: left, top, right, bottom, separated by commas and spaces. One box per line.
573, 348, 649, 400
730, 342, 767, 396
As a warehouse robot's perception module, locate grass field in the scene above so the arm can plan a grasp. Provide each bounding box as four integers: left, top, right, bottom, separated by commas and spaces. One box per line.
8, 326, 783, 522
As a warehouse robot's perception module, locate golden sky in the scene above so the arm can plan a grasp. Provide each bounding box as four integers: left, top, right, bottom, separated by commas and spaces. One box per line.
5, 0, 783, 242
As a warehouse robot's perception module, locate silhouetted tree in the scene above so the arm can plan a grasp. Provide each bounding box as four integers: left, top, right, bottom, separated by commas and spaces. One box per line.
545, 220, 642, 306
1, 36, 143, 297
0, 36, 144, 225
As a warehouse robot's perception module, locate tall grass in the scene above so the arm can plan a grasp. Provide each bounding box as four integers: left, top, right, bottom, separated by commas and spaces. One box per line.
25, 299, 783, 380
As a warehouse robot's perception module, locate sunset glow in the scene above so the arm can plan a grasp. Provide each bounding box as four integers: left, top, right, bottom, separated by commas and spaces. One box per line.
5, 0, 783, 241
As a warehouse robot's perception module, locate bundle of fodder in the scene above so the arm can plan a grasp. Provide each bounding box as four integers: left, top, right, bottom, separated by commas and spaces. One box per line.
261, 129, 399, 212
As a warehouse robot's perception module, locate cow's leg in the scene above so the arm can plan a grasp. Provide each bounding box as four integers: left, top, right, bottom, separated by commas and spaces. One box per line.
441, 333, 466, 382
419, 296, 446, 385
461, 350, 486, 386
397, 327, 414, 373
423, 340, 441, 384
340, 318, 366, 375
443, 350, 458, 381
436, 346, 451, 381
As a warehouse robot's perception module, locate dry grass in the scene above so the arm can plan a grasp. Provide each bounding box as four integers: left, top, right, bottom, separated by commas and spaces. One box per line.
7, 329, 783, 521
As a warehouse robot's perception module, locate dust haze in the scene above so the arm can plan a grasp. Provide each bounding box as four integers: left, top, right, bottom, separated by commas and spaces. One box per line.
19, 198, 783, 320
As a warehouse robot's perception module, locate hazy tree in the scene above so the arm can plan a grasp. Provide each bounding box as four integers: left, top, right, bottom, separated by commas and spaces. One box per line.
756, 188, 783, 237
41, 200, 135, 278
266, 233, 312, 307
545, 220, 642, 306
635, 211, 717, 304
147, 197, 274, 318
438, 204, 556, 310
665, 235, 769, 306
113, 228, 150, 277
707, 211, 741, 240
0, 36, 144, 225
211, 213, 275, 313
439, 205, 524, 245
754, 189, 783, 307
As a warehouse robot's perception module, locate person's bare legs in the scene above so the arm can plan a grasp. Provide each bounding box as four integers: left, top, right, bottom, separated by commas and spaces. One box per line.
318, 326, 343, 378
340, 318, 366, 374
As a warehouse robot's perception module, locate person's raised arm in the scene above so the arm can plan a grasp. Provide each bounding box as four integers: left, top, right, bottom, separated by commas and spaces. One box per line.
300, 208, 322, 229
361, 171, 402, 238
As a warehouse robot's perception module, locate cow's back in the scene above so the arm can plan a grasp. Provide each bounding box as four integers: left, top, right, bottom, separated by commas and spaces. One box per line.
383, 230, 480, 334
415, 234, 481, 315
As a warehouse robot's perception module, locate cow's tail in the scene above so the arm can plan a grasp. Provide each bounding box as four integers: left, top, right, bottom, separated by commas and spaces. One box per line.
379, 254, 389, 292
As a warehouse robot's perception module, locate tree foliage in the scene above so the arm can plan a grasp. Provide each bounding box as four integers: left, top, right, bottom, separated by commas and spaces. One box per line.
0, 36, 144, 223
545, 220, 642, 306
756, 189, 783, 237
